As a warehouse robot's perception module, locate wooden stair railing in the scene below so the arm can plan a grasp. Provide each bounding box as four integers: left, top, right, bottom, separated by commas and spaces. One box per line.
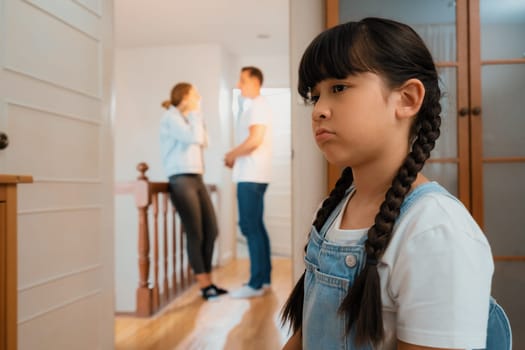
115, 163, 219, 317
1, 174, 33, 350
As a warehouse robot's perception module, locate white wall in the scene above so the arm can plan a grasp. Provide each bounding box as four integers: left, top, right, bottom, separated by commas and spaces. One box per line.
218, 48, 238, 263
290, 0, 327, 281
114, 44, 236, 311
237, 55, 290, 88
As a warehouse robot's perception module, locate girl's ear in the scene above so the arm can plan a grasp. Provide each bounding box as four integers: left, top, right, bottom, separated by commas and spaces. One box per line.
395, 79, 425, 120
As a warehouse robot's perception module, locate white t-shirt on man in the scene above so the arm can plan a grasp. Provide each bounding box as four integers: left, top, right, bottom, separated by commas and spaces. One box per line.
232, 95, 273, 183
325, 188, 494, 349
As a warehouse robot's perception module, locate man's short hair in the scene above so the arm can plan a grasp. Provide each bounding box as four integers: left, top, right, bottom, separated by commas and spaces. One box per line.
241, 66, 264, 85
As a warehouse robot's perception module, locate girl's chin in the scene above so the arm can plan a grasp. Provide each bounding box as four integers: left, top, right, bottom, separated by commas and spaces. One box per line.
318, 144, 352, 166
322, 154, 350, 168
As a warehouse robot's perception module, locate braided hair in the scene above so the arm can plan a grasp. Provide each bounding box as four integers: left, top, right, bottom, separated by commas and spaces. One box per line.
281, 18, 442, 347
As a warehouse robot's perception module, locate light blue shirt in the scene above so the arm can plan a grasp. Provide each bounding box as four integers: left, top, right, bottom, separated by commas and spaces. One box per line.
159, 106, 207, 177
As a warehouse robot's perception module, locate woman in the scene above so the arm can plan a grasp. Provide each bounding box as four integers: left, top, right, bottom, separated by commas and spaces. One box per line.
160, 82, 227, 300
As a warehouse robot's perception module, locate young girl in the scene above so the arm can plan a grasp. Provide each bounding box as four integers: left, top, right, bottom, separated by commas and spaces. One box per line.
160, 83, 227, 300
281, 18, 504, 349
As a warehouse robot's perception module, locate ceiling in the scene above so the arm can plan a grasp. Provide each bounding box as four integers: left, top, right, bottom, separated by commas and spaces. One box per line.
114, 0, 524, 55
114, 0, 290, 56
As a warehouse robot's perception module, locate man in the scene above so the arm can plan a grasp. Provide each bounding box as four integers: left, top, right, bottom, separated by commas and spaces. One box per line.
225, 66, 273, 298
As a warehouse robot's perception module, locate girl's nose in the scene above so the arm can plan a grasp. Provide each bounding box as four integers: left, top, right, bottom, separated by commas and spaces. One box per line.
312, 99, 330, 121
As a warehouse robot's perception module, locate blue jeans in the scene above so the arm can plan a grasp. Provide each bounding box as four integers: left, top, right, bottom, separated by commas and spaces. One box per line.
237, 182, 271, 289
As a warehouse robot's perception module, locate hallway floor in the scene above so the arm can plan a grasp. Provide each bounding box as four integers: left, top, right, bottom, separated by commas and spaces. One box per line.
115, 257, 293, 350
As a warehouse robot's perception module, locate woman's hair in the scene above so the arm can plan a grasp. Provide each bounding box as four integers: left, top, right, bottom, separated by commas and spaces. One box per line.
161, 82, 193, 109
281, 17, 442, 347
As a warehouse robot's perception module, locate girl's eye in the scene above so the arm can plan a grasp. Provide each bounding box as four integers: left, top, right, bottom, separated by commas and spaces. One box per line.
331, 85, 348, 93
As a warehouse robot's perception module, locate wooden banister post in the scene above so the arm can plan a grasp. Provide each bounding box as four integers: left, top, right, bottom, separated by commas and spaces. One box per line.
171, 207, 178, 295
134, 163, 152, 317
162, 193, 169, 302
151, 193, 160, 311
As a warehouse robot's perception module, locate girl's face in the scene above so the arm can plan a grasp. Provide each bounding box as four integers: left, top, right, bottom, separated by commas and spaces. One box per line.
310, 72, 405, 168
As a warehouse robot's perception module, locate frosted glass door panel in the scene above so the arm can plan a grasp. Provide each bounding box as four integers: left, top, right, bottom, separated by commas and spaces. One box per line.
339, 0, 456, 62
482, 65, 525, 157
480, 0, 525, 60
483, 163, 525, 256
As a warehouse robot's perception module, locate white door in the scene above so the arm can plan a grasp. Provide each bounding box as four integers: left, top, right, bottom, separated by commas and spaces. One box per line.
0, 0, 114, 349
262, 88, 292, 256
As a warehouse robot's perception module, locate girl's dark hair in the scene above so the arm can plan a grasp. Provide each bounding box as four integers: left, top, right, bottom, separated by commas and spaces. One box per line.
161, 82, 192, 109
281, 17, 441, 347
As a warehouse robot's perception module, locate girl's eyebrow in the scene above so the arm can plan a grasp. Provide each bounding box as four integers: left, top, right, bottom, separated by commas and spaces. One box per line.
329, 77, 356, 83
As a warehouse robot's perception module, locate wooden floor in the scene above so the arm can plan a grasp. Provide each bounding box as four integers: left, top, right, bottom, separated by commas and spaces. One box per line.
115, 257, 293, 350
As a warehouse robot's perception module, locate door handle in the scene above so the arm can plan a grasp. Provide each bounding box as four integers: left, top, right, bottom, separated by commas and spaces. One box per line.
472, 107, 482, 116
0, 131, 9, 150
458, 107, 469, 117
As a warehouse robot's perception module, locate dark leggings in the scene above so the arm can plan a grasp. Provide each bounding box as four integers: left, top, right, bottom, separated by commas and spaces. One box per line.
168, 174, 218, 274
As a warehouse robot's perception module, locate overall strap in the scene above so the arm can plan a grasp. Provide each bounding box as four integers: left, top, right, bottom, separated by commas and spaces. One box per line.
398, 182, 457, 220
318, 182, 456, 240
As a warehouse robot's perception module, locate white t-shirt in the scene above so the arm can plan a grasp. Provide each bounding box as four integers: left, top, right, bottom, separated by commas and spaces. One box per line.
232, 95, 273, 183
325, 189, 494, 349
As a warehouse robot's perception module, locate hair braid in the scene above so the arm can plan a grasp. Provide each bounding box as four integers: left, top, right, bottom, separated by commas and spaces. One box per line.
281, 167, 354, 332
339, 85, 442, 347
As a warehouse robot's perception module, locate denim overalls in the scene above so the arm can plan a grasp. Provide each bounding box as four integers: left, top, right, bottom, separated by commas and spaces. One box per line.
302, 182, 512, 350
